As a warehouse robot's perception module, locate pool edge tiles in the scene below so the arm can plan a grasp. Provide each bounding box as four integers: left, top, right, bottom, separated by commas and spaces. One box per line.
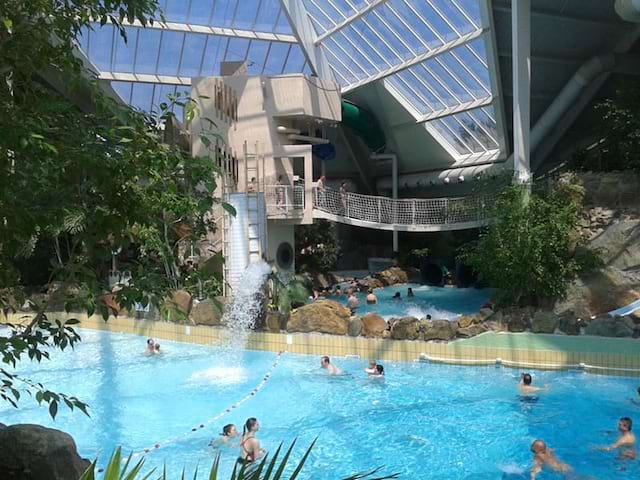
3, 312, 640, 376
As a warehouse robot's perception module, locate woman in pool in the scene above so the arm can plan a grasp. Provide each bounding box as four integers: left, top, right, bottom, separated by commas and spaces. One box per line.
145, 338, 155, 354
392, 292, 401, 301
237, 418, 264, 467
407, 287, 414, 298
209, 424, 239, 448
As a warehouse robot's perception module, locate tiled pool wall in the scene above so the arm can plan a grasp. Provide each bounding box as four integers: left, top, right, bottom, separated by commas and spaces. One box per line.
4, 312, 640, 376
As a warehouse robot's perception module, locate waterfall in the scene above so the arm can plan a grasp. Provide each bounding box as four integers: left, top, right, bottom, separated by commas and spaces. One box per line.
219, 261, 272, 354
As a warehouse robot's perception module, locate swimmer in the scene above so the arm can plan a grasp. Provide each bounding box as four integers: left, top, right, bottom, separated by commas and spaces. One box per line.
145, 338, 155, 354
347, 292, 359, 312
209, 424, 239, 448
373, 364, 384, 377
154, 343, 161, 354
530, 439, 572, 479
365, 289, 377, 305
320, 355, 341, 375
334, 286, 342, 298
392, 292, 401, 301
237, 418, 265, 467
518, 373, 548, 395
364, 360, 377, 376
633, 387, 640, 406
407, 287, 414, 298
594, 417, 637, 459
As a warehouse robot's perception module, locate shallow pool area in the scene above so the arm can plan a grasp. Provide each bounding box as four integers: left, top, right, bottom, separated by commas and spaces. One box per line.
2, 328, 639, 479
332, 283, 493, 319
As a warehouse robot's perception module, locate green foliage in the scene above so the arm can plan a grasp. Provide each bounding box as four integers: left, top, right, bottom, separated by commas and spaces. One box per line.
568, 77, 640, 171
397, 247, 430, 268
80, 442, 399, 480
460, 184, 595, 306
0, 0, 228, 415
294, 220, 339, 273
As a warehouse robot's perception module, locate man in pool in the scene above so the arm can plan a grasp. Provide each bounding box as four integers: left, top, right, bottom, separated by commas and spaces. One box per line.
518, 373, 548, 395
320, 355, 341, 375
145, 338, 155, 354
595, 417, 637, 459
530, 439, 571, 479
365, 289, 377, 304
347, 291, 359, 313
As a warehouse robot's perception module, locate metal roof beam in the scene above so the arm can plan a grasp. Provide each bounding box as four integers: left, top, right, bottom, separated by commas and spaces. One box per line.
108, 19, 298, 43
341, 28, 485, 93
313, 0, 390, 45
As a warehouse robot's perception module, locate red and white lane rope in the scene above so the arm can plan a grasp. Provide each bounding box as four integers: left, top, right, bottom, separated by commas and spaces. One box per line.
132, 350, 285, 458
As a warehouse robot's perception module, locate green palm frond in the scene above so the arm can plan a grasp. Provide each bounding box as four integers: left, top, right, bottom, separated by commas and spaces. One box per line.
81, 441, 399, 479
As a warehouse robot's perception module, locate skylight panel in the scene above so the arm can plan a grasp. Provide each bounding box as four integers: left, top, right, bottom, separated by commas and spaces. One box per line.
200, 36, 227, 76
133, 29, 162, 74
262, 42, 290, 75
179, 34, 208, 77
246, 41, 271, 75
113, 28, 138, 72
88, 25, 114, 71
157, 31, 184, 76
164, 0, 190, 23
225, 38, 251, 62
284, 45, 307, 72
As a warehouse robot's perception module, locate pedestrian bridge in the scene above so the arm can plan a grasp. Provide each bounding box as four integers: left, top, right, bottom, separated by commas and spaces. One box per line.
264, 185, 494, 232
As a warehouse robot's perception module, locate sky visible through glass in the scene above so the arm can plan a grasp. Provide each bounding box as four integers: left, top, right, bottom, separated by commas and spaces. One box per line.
78, 0, 502, 160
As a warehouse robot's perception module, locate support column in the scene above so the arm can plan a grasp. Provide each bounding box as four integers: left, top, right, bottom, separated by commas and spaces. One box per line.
512, 0, 531, 184
392, 154, 398, 253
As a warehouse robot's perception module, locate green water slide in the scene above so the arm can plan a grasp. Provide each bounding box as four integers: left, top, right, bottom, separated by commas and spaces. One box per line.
341, 99, 386, 152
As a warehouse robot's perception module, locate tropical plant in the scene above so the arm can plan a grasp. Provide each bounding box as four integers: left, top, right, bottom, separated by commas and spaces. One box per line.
294, 220, 339, 273
568, 77, 640, 172
459, 183, 596, 306
80, 442, 399, 480
0, 0, 230, 415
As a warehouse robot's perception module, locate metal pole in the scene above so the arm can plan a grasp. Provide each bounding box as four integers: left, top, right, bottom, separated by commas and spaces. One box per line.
512, 0, 531, 186
392, 154, 399, 252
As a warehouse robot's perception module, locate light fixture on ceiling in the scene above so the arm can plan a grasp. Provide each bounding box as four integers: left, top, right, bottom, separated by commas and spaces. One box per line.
443, 177, 450, 184
458, 175, 465, 183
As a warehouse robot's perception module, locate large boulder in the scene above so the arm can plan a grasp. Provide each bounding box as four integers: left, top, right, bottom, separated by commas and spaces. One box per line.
287, 300, 350, 335
458, 315, 479, 329
391, 316, 421, 340
589, 219, 640, 271
584, 316, 635, 337
483, 311, 508, 332
558, 313, 581, 335
190, 299, 223, 326
457, 323, 488, 338
347, 317, 363, 337
376, 267, 409, 286
422, 319, 458, 341
0, 424, 90, 480
531, 311, 559, 334
361, 313, 387, 337
503, 307, 533, 332
164, 289, 193, 321
358, 276, 384, 291
555, 266, 640, 319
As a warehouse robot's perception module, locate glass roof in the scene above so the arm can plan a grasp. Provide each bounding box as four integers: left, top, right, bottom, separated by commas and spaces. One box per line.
78, 0, 504, 161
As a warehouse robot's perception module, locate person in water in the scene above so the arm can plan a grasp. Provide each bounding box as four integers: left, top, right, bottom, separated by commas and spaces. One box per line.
392, 292, 401, 301
334, 286, 342, 298
373, 364, 384, 377
633, 386, 640, 405
595, 417, 637, 459
407, 287, 414, 298
347, 292, 359, 313
518, 373, 548, 395
365, 360, 377, 376
365, 288, 377, 304
209, 424, 239, 448
237, 418, 264, 467
530, 439, 572, 479
320, 355, 341, 375
154, 343, 161, 354
145, 338, 155, 354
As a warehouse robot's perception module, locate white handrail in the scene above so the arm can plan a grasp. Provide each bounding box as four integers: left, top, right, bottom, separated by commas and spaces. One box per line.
312, 187, 494, 228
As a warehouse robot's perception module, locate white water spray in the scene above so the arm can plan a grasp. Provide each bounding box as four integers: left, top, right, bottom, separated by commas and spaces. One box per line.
219, 261, 272, 355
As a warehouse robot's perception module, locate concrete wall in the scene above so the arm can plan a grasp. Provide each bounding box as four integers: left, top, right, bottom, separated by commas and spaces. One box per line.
266, 223, 295, 272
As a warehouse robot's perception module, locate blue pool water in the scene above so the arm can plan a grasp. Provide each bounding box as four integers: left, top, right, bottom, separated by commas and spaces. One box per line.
1, 328, 639, 479
332, 283, 493, 319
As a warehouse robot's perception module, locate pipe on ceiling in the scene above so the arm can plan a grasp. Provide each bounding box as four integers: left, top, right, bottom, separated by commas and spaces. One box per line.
376, 162, 507, 190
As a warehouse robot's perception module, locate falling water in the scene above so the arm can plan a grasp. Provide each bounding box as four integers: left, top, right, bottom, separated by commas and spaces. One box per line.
219, 261, 272, 355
